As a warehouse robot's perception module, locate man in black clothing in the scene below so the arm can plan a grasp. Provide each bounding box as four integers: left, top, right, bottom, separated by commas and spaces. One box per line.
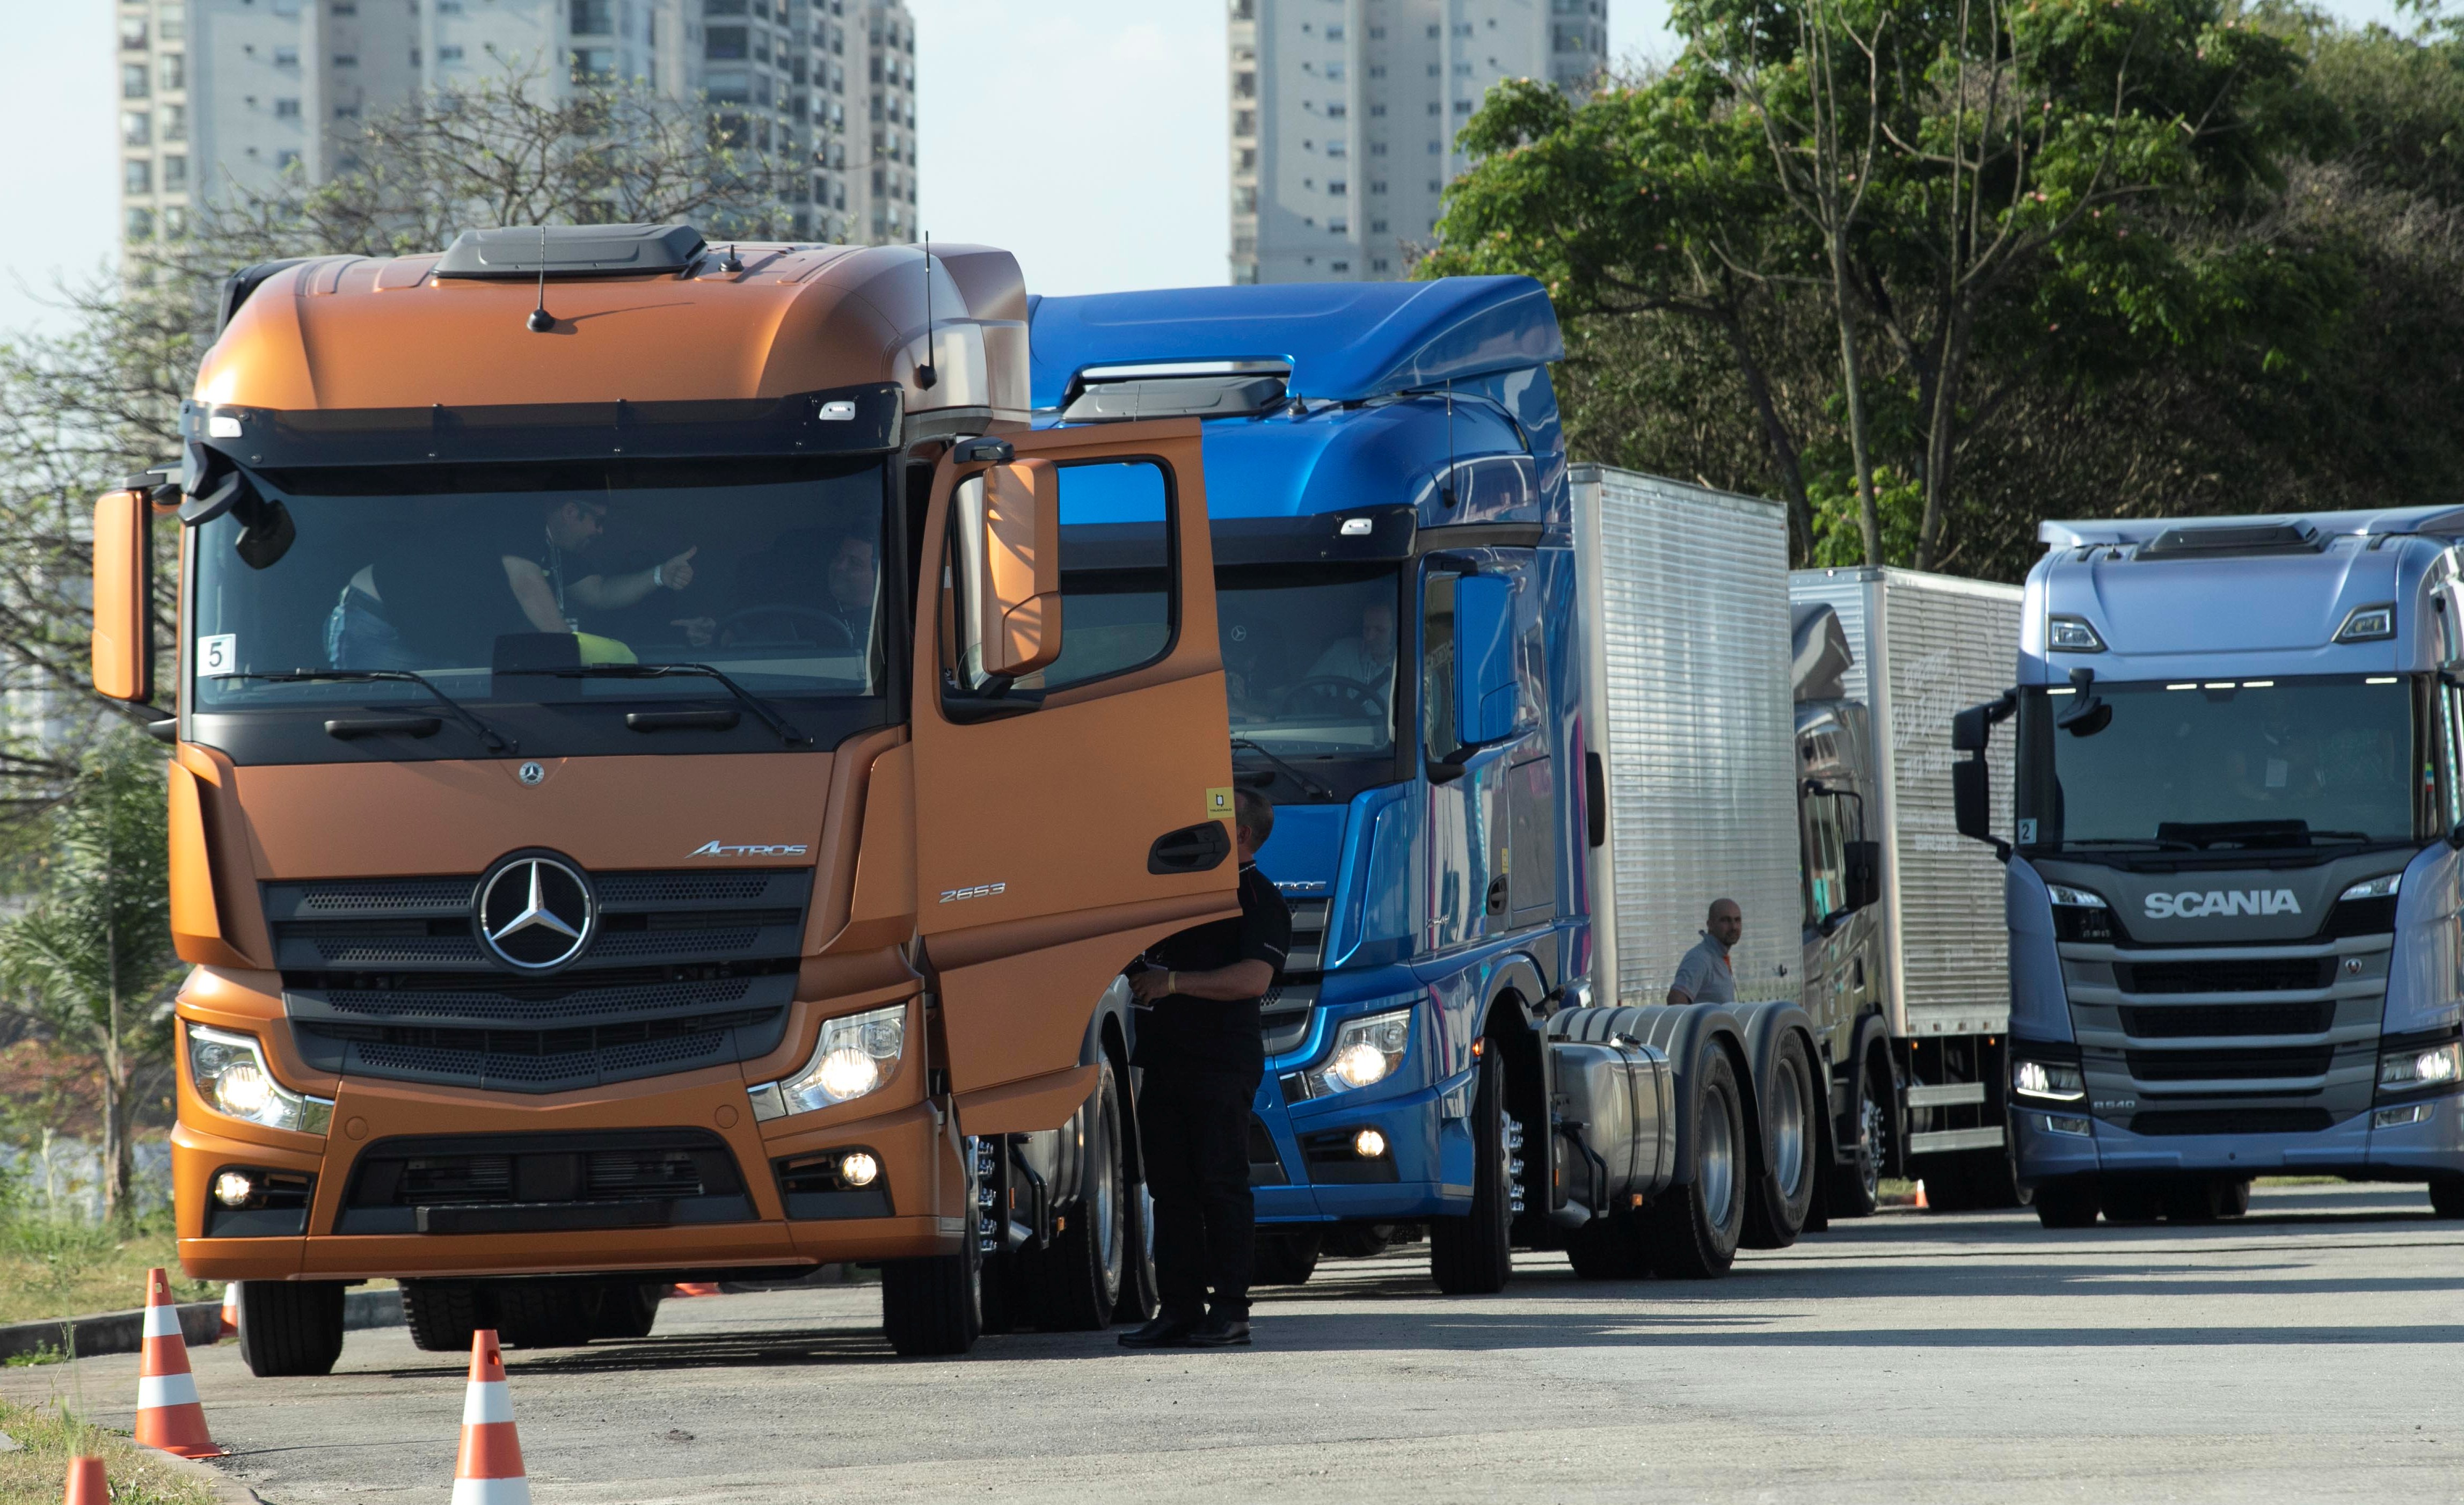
1118, 787, 1291, 1350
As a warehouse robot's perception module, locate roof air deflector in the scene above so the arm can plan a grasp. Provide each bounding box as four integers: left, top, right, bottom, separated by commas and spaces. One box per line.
434, 223, 706, 280
2136, 521, 2322, 560
1062, 369, 1289, 423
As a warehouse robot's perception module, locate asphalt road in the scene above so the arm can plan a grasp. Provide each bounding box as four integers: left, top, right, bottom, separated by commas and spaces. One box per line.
10, 1182, 2461, 1504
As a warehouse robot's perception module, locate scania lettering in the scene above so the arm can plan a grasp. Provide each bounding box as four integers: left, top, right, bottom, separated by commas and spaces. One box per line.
91, 223, 1244, 1370
1952, 510, 2464, 1225
1030, 284, 1825, 1289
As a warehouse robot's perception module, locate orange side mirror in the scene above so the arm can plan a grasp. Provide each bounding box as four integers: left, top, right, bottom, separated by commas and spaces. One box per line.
971, 459, 1062, 680
91, 490, 153, 703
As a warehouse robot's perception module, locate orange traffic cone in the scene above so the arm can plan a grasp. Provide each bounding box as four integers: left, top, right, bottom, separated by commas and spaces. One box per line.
134, 1268, 223, 1459
218, 1283, 240, 1342
61, 1457, 106, 1505
452, 1329, 530, 1505
1914, 1179, 1930, 1210
670, 1282, 721, 1298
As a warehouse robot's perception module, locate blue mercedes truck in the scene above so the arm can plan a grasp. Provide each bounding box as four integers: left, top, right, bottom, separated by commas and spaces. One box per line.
1954, 510, 2464, 1226
1027, 280, 1829, 1288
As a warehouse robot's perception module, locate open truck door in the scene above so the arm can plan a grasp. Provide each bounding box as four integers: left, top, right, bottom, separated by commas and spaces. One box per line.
910, 418, 1238, 1126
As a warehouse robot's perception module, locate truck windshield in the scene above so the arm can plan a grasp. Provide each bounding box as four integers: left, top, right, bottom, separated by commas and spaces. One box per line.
192, 457, 887, 712
1219, 564, 1397, 756
2025, 676, 2425, 852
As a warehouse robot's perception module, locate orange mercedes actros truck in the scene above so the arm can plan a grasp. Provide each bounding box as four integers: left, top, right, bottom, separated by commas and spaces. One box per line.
90, 223, 1239, 1369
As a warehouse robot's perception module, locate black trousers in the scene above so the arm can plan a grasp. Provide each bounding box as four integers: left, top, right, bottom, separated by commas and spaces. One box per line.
1138, 1068, 1260, 1321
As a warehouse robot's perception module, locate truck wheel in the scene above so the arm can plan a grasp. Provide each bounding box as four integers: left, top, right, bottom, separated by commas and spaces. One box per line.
1824, 1050, 1891, 1219
2218, 1178, 2251, 1218
236, 1280, 346, 1377
1253, 1231, 1323, 1286
590, 1283, 663, 1340
2098, 1178, 2162, 1225
1028, 1064, 1131, 1331
1429, 1050, 1515, 1295
881, 1144, 985, 1356
1112, 1182, 1159, 1324
1565, 1217, 1647, 1280
1742, 1029, 1818, 1249
2431, 1177, 2464, 1219
497, 1279, 596, 1348
400, 1280, 484, 1353
2033, 1178, 2101, 1229
1643, 1042, 1747, 1279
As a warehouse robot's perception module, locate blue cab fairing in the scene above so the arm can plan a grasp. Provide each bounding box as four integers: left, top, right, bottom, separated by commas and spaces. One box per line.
1033, 279, 1590, 1226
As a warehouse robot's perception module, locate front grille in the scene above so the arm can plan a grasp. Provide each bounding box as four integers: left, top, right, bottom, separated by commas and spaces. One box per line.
2130, 1108, 2337, 1136
1285, 898, 1331, 973
1247, 1116, 1287, 1186
2116, 958, 2333, 995
2127, 1046, 2334, 1082
2119, 1002, 2336, 1038
272, 867, 811, 1092
335, 1129, 754, 1235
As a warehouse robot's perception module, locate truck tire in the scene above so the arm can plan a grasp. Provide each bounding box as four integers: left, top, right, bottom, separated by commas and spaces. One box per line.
2431, 1177, 2464, 1219
1325, 1224, 1397, 1259
1742, 1029, 1818, 1249
1429, 1050, 1515, 1295
1027, 1064, 1131, 1331
497, 1278, 596, 1349
400, 1280, 484, 1353
590, 1283, 663, 1340
1254, 1230, 1324, 1286
1824, 1048, 1892, 1219
2098, 1178, 2162, 1225
1643, 1041, 1747, 1279
1112, 1182, 1159, 1324
236, 1280, 346, 1377
2033, 1178, 2101, 1229
881, 1146, 984, 1356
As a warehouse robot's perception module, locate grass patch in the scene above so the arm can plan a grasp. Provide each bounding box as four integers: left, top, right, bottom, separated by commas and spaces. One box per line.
0, 1217, 212, 1328
0, 1396, 218, 1505
2254, 1175, 2353, 1187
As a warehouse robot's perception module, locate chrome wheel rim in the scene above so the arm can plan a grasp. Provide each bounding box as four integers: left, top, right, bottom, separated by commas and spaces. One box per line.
1095, 1100, 1122, 1285
1858, 1094, 1885, 1204
1769, 1055, 1808, 1198
1700, 1084, 1737, 1226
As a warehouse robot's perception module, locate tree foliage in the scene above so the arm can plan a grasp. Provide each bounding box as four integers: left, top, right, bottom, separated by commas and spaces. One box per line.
1425, 2, 2461, 580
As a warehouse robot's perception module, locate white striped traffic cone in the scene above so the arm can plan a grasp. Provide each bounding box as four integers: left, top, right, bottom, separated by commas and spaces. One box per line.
452, 1329, 531, 1505
217, 1283, 240, 1342
134, 1268, 223, 1459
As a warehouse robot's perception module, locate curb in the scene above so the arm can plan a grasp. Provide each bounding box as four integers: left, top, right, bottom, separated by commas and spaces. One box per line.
151, 1444, 269, 1505
0, 1288, 403, 1364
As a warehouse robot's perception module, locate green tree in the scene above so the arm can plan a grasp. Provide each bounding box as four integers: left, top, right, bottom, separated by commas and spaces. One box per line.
1427, 0, 2348, 571
0, 732, 180, 1223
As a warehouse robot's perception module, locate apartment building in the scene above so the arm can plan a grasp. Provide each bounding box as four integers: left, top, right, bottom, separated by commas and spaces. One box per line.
1228, 0, 1607, 283
115, 0, 916, 252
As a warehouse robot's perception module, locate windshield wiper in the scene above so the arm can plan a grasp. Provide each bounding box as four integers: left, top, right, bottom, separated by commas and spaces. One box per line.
1231, 736, 1336, 800
2056, 837, 2201, 852
232, 670, 514, 753
500, 662, 811, 747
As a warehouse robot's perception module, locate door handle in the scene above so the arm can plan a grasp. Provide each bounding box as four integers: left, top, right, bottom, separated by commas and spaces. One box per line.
1485, 875, 1509, 916
1149, 822, 1233, 875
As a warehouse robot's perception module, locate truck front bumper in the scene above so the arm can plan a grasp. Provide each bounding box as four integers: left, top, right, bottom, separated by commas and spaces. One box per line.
1248, 1073, 1475, 1224
2013, 1092, 2464, 1183
175, 1075, 963, 1282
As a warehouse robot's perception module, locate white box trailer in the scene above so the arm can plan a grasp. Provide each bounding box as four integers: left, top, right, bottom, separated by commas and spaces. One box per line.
1571, 466, 1802, 1010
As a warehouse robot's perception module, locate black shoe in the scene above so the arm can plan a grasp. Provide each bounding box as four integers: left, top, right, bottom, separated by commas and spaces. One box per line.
1117, 1316, 1197, 1349
1184, 1316, 1251, 1348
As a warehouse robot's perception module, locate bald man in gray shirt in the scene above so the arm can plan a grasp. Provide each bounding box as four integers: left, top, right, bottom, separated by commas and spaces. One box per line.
1667, 897, 1742, 1005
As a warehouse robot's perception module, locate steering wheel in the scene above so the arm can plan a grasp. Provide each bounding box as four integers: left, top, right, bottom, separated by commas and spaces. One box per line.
713, 605, 857, 649
1281, 676, 1386, 722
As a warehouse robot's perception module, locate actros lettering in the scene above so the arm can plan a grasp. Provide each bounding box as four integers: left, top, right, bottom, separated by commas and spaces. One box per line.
689, 841, 811, 858
2143, 889, 2302, 919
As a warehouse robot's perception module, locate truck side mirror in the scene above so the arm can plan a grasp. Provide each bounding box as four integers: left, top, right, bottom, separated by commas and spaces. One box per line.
91, 489, 154, 704
1951, 703, 1990, 754
1953, 755, 2007, 859
1454, 572, 1519, 747
1844, 839, 1881, 912
956, 459, 1062, 682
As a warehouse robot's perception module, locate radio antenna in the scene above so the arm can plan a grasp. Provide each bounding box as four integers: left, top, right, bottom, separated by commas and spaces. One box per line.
916, 232, 939, 390
526, 224, 553, 333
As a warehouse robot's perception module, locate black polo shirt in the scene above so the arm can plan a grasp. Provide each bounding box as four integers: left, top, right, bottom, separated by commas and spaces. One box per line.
1131, 861, 1292, 1076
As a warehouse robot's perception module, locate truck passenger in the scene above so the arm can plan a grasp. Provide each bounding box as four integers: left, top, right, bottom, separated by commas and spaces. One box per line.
1119, 787, 1293, 1350
1666, 898, 1743, 1006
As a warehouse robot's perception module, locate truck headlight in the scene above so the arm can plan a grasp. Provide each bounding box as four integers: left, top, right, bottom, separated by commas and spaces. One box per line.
2013, 1058, 2086, 1103
749, 1003, 907, 1121
185, 1023, 332, 1135
2378, 1040, 2462, 1094
1308, 1008, 1413, 1096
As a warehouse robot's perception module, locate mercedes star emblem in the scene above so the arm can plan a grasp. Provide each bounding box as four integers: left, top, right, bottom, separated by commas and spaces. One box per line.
475, 854, 594, 970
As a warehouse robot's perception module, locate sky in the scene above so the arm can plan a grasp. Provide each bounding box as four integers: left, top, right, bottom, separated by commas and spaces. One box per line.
0, 0, 2421, 337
